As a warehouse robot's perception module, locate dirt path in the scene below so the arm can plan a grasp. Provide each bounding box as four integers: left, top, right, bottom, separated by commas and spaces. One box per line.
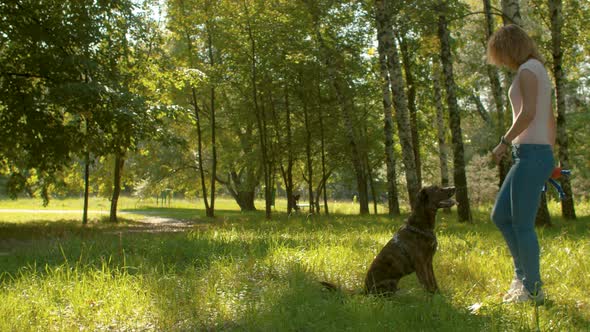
0, 209, 196, 232
0, 209, 115, 214
0, 210, 201, 257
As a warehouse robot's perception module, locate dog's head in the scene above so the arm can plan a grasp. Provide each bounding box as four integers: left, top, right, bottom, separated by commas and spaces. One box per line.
417, 186, 456, 211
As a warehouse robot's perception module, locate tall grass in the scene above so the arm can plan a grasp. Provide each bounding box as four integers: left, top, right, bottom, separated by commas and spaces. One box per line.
0, 199, 588, 331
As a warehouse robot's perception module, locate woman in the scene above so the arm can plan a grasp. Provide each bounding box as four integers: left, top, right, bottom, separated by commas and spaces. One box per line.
487, 24, 556, 304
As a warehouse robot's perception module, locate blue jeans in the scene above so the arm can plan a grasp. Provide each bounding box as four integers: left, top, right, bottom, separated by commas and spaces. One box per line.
491, 144, 554, 294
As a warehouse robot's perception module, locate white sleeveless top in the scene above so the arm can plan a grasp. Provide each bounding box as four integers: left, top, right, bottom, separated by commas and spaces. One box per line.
508, 58, 553, 145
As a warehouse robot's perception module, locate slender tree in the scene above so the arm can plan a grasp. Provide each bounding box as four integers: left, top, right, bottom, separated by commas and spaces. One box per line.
483, 0, 510, 184
549, 0, 576, 219
399, 35, 422, 185
306, 0, 370, 214
317, 84, 331, 215
301, 73, 315, 214
437, 1, 472, 222
432, 63, 451, 213
205, 20, 218, 218
243, 0, 272, 219
374, 0, 401, 215
500, 0, 551, 226
374, 0, 419, 210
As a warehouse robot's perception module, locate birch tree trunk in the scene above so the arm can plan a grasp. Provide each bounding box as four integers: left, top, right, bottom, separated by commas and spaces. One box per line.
484, 0, 511, 187
374, 0, 419, 210
437, 5, 472, 222
400, 36, 422, 185
374, 0, 400, 216
483, 0, 505, 124
500, 0, 551, 225
501, 0, 523, 25
550, 0, 576, 219
432, 64, 451, 213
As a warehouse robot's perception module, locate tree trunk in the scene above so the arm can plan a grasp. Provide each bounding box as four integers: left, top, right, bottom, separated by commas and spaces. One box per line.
483, 0, 506, 133
236, 191, 256, 211
535, 192, 552, 227
83, 149, 90, 225
307, 1, 369, 214
375, 1, 400, 216
244, 1, 271, 219
470, 92, 493, 125
374, 0, 419, 210
283, 85, 295, 214
216, 170, 258, 211
432, 64, 451, 213
185, 28, 210, 215
207, 26, 217, 219
501, 0, 523, 25
437, 5, 472, 222
109, 150, 125, 223
318, 86, 330, 216
500, 0, 553, 224
192, 89, 210, 214
302, 76, 314, 214
367, 157, 378, 215
314, 169, 331, 214
550, 0, 576, 219
400, 35, 422, 186
484, 0, 511, 187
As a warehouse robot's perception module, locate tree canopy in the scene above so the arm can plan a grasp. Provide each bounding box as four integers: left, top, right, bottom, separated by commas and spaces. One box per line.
1, 0, 589, 219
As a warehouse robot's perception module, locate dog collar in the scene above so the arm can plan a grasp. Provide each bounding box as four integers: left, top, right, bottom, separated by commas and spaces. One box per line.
405, 224, 436, 241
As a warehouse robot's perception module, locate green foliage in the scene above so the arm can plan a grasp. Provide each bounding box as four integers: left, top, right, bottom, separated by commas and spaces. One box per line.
0, 0, 165, 204
2, 0, 590, 209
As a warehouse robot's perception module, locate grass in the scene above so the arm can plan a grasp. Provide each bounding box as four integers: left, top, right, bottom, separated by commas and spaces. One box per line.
0, 197, 589, 331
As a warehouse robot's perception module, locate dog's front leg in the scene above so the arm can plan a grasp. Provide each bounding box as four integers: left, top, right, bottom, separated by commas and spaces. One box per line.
426, 262, 439, 293
416, 261, 438, 293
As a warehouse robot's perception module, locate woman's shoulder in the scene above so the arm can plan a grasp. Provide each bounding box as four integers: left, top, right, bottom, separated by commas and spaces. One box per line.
518, 58, 545, 74
518, 58, 552, 89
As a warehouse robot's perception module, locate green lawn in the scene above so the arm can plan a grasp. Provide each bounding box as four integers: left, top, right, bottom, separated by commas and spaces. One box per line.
0, 197, 588, 331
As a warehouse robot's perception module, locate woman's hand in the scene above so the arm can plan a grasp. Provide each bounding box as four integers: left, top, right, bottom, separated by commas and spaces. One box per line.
492, 143, 508, 164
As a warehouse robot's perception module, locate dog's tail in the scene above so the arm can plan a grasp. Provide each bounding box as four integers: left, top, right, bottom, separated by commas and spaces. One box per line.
319, 281, 340, 292
320, 281, 364, 295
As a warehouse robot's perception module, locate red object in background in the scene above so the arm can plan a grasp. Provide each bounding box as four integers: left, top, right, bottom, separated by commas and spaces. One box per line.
551, 167, 562, 179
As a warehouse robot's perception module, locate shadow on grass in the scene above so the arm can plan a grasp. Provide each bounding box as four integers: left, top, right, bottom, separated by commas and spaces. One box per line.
219, 266, 495, 331
0, 218, 307, 284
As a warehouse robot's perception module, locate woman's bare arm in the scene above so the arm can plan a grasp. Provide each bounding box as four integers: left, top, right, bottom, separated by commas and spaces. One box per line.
548, 103, 556, 147
504, 69, 538, 143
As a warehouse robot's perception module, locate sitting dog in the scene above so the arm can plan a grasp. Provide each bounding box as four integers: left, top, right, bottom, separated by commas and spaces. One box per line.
322, 186, 456, 295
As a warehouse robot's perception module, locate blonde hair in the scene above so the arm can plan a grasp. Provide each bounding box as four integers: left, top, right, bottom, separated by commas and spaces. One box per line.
487, 24, 543, 70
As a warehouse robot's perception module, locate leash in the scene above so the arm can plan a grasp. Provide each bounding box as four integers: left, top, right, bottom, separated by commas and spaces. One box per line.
543, 167, 571, 200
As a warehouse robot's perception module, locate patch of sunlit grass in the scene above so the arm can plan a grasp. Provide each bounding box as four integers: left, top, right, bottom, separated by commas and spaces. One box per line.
0, 202, 588, 331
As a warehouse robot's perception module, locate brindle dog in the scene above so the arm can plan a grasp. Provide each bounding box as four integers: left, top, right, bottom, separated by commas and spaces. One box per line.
321, 186, 456, 295
364, 186, 456, 294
